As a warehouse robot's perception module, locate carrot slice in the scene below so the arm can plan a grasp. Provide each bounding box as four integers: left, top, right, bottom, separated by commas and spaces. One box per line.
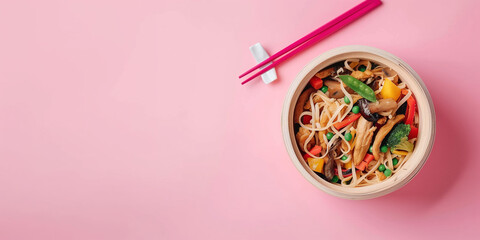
303, 145, 322, 161
363, 153, 374, 164
356, 161, 367, 171
309, 145, 322, 155
333, 113, 361, 130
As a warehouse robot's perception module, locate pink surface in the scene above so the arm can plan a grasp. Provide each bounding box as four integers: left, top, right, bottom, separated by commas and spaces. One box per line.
0, 0, 478, 239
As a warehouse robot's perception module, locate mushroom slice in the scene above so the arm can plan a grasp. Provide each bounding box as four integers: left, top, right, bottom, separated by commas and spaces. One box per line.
371, 67, 399, 83
294, 88, 315, 123
353, 117, 376, 166
371, 114, 405, 160
323, 80, 354, 99
369, 98, 398, 113
383, 67, 399, 83
315, 67, 335, 79
356, 98, 381, 122
325, 137, 342, 181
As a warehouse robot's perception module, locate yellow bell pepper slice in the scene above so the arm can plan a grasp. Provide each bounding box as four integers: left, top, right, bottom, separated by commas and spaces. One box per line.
308, 157, 325, 173
344, 161, 352, 169
380, 78, 401, 101
392, 150, 408, 156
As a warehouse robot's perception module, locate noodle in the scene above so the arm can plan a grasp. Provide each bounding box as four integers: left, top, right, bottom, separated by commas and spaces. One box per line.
294, 59, 418, 187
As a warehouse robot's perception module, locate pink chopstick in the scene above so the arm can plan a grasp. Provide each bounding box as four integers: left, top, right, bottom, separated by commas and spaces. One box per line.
240, 0, 382, 85
239, 0, 378, 79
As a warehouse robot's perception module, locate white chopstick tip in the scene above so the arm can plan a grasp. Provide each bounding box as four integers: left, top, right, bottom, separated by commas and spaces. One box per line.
249, 43, 277, 84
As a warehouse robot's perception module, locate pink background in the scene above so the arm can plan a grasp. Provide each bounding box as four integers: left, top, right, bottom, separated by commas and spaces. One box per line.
0, 0, 478, 239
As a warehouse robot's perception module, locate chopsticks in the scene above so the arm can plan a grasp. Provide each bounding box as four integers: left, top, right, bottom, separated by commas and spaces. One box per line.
239, 0, 382, 85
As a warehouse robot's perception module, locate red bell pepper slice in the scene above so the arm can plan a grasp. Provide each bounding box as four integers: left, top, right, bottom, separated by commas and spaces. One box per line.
333, 113, 361, 130
335, 169, 353, 177
309, 77, 323, 90
404, 96, 418, 139
405, 96, 416, 125
408, 125, 418, 139
302, 115, 312, 124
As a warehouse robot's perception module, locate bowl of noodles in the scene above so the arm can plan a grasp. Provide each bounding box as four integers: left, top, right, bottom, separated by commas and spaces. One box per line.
282, 45, 435, 199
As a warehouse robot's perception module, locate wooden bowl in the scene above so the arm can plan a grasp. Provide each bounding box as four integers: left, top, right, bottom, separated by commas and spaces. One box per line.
281, 45, 435, 199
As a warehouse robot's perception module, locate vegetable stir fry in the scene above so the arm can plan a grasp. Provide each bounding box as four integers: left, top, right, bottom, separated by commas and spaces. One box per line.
293, 59, 419, 187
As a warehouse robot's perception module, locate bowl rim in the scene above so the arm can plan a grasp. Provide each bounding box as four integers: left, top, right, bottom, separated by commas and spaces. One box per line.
281, 45, 436, 200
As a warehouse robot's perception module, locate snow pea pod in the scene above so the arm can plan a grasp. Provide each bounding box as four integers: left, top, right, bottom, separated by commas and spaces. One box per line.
338, 75, 377, 102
